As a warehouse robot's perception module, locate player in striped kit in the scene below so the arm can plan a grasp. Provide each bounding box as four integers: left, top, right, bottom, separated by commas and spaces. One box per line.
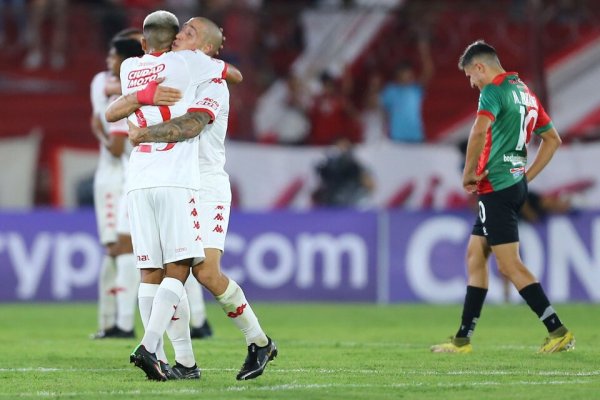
431, 40, 574, 354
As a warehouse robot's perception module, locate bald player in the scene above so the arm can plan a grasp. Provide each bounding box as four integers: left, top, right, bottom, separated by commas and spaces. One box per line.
125, 17, 278, 381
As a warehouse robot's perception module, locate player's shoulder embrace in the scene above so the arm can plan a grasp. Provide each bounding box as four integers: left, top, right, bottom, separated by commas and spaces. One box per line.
177, 49, 209, 59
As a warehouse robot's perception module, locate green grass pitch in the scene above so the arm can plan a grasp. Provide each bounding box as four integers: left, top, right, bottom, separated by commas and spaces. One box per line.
0, 302, 598, 399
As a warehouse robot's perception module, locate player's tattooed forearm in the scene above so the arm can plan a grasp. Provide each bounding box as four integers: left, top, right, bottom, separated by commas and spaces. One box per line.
144, 112, 211, 142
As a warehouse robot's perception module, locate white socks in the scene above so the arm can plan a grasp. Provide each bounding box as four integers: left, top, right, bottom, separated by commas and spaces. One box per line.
138, 283, 167, 363
98, 255, 117, 330
216, 280, 268, 346
184, 276, 207, 328
166, 292, 196, 367
115, 253, 139, 332
142, 278, 185, 354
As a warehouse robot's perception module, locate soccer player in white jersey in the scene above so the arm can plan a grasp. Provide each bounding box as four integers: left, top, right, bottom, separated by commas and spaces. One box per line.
124, 17, 278, 381
107, 37, 146, 339
106, 10, 240, 381
99, 30, 214, 342
90, 30, 143, 339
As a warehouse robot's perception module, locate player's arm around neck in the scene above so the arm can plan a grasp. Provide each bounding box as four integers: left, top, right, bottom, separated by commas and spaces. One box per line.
525, 127, 561, 183
105, 78, 182, 122
462, 114, 491, 193
128, 111, 211, 146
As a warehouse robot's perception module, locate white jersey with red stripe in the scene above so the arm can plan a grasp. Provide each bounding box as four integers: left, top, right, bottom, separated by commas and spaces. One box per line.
119, 50, 226, 192
188, 77, 231, 203
91, 71, 123, 185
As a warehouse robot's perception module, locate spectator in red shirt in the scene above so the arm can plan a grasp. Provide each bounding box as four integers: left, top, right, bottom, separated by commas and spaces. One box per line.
308, 72, 361, 145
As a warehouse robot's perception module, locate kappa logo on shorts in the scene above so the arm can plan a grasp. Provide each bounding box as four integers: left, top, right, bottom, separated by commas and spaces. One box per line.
215, 205, 224, 210
214, 213, 224, 221
226, 303, 247, 318
195, 235, 202, 241
213, 225, 224, 233
193, 221, 200, 229
190, 208, 198, 217
189, 198, 195, 204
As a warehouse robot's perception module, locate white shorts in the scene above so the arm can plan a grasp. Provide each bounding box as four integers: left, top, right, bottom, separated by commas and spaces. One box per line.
116, 191, 130, 235
197, 202, 230, 251
93, 182, 122, 245
127, 187, 205, 269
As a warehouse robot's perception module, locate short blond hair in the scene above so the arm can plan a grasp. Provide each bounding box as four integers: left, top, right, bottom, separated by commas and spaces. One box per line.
143, 10, 179, 50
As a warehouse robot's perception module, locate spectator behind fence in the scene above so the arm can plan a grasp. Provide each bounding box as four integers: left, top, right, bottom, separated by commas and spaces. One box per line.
0, 0, 27, 49
258, 73, 311, 145
312, 137, 374, 207
360, 74, 387, 145
380, 35, 433, 143
308, 71, 361, 145
23, 0, 68, 70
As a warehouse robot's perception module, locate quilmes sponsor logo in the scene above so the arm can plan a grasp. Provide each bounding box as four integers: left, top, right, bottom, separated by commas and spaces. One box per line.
127, 64, 165, 88
510, 166, 525, 178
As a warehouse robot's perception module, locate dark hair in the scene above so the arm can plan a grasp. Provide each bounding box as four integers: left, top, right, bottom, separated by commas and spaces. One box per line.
458, 40, 498, 70
319, 71, 334, 84
113, 27, 142, 40
112, 38, 144, 59
395, 60, 413, 72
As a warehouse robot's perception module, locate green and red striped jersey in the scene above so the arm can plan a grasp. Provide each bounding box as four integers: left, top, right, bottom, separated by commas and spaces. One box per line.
475, 72, 554, 194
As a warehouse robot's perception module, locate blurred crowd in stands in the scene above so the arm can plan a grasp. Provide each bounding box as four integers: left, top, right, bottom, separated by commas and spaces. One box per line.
1, 0, 597, 144
0, 0, 598, 208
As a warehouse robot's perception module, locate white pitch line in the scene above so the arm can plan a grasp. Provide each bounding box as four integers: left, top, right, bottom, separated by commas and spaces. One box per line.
1, 367, 599, 377
0, 380, 595, 398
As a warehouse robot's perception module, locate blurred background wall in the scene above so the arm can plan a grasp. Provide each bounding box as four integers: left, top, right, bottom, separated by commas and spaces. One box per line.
1, 0, 599, 302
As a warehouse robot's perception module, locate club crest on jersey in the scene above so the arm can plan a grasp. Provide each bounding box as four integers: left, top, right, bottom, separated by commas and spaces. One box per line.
127, 64, 165, 88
